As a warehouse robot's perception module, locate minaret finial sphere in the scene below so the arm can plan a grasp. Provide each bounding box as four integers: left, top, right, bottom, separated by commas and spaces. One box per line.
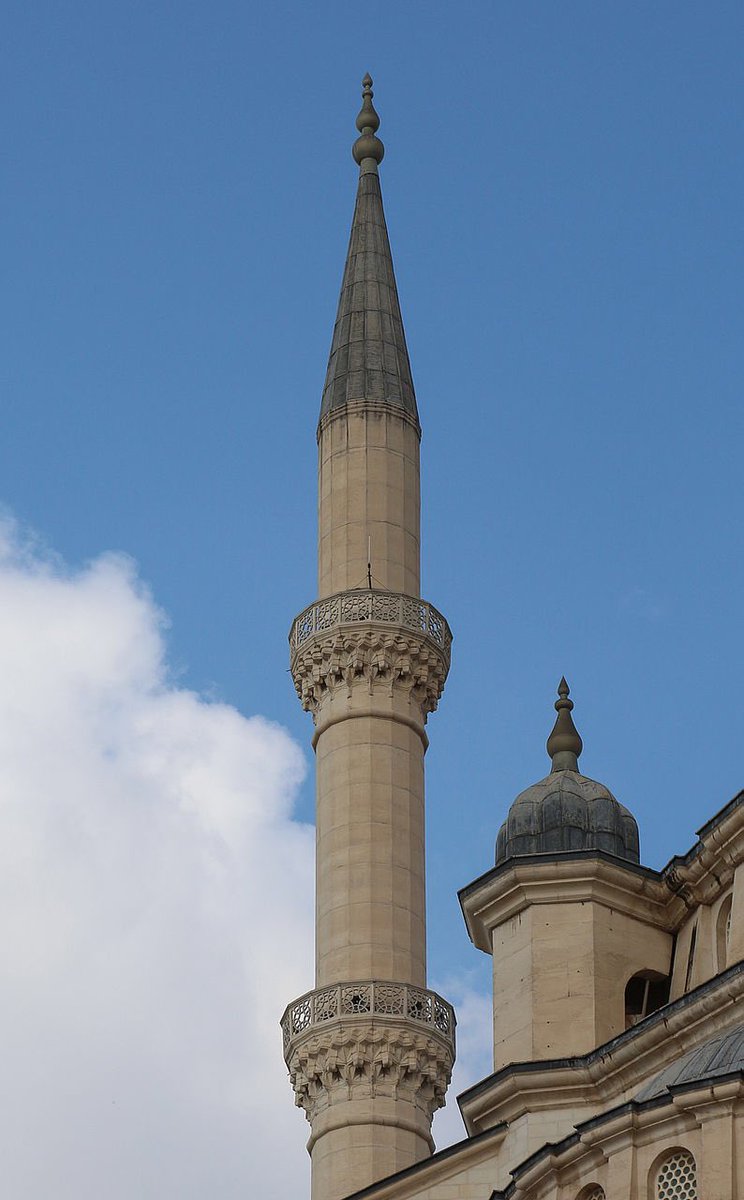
547, 676, 584, 772
353, 72, 385, 167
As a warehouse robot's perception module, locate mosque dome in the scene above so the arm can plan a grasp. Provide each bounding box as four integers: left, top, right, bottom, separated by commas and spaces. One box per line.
495, 679, 640, 866
635, 1026, 744, 1101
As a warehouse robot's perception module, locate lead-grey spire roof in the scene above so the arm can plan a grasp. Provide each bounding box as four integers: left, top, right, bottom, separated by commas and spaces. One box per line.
319, 75, 419, 428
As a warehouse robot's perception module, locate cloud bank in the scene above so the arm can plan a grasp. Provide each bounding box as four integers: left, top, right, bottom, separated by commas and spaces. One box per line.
0, 521, 314, 1198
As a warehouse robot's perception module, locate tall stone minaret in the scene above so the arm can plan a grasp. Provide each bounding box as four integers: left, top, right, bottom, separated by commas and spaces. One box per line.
281, 76, 455, 1200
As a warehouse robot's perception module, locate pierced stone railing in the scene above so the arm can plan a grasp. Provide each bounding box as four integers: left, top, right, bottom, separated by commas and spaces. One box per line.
281, 980, 456, 1055
289, 589, 452, 656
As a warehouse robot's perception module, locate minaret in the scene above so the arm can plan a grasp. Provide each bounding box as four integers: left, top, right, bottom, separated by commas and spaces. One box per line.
281, 77, 456, 1200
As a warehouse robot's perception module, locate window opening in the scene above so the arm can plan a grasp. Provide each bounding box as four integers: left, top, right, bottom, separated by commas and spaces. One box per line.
656, 1148, 697, 1198
683, 923, 697, 992
624, 971, 670, 1028
717, 894, 733, 970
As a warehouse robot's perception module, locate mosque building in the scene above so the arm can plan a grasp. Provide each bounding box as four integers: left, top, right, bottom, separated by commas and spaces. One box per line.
280, 76, 744, 1200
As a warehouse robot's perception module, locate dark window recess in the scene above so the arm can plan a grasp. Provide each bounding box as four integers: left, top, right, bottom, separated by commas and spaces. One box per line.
625, 972, 671, 1028
684, 924, 698, 992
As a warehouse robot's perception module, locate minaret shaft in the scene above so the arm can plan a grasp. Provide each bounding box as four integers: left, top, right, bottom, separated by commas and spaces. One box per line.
315, 705, 426, 988
318, 408, 421, 598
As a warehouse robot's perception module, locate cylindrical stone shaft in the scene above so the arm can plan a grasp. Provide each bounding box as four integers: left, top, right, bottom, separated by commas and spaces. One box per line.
318, 409, 421, 599
315, 713, 426, 988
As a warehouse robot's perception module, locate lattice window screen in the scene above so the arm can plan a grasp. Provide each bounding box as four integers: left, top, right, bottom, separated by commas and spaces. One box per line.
580, 1188, 605, 1200
657, 1149, 697, 1199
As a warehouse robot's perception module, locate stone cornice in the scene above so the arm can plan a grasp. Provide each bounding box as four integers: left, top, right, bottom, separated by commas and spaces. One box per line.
491, 1078, 744, 1199
459, 852, 673, 953
317, 397, 422, 441
458, 960, 744, 1135
662, 790, 744, 906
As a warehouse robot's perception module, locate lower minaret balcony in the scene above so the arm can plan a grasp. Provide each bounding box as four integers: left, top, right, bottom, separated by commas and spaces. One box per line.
289, 589, 452, 721
281, 980, 456, 1128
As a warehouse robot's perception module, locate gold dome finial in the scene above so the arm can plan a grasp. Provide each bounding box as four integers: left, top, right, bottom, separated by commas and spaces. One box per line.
353, 73, 385, 169
546, 677, 583, 772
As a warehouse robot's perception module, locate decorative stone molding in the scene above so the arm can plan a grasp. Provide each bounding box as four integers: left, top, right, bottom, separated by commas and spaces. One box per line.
289, 591, 451, 719
317, 396, 422, 440
281, 981, 456, 1124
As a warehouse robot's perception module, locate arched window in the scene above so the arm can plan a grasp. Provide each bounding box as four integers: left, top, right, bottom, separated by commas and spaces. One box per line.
655, 1148, 697, 1198
624, 969, 670, 1028
716, 893, 733, 970
577, 1187, 605, 1200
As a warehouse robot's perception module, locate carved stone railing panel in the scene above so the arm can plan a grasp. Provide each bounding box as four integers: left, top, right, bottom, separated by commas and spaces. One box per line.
290, 589, 452, 655
281, 980, 456, 1055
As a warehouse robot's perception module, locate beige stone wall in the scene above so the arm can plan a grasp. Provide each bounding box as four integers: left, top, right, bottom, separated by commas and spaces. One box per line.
311, 1108, 430, 1200
318, 407, 421, 598
315, 710, 426, 987
385, 1161, 498, 1200
491, 900, 672, 1068
591, 904, 672, 1043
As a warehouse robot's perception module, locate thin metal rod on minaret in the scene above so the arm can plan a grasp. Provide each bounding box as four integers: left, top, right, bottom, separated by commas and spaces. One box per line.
367, 535, 373, 589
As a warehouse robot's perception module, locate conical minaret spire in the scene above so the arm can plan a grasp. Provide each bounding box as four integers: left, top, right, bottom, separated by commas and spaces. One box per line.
282, 78, 454, 1200
320, 73, 418, 428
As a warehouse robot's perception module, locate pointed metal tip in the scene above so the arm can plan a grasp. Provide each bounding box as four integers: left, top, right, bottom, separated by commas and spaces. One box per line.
353, 73, 384, 168
547, 678, 583, 771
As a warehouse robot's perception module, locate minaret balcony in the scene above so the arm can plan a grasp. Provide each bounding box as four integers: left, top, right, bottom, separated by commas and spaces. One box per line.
281, 981, 456, 1126
289, 589, 452, 720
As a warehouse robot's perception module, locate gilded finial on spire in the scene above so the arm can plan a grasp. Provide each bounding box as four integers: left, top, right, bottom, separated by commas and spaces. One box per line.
353, 73, 385, 171
546, 677, 583, 773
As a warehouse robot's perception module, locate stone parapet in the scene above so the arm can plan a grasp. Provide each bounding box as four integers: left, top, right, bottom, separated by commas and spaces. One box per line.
281, 981, 455, 1127
289, 589, 451, 721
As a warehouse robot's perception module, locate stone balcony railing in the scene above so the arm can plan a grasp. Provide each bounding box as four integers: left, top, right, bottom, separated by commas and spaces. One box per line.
281, 980, 456, 1057
289, 589, 452, 661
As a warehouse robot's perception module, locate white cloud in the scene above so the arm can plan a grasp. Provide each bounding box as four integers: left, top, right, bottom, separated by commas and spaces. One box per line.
0, 519, 314, 1198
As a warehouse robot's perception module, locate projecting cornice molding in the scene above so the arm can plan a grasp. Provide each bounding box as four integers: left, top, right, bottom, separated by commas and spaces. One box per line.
459, 852, 673, 953
317, 397, 422, 440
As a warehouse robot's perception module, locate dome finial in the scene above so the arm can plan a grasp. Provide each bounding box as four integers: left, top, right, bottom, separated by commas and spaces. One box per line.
546, 677, 583, 772
353, 73, 385, 171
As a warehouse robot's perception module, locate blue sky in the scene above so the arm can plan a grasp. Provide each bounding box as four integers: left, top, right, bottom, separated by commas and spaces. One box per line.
3, 0, 744, 1037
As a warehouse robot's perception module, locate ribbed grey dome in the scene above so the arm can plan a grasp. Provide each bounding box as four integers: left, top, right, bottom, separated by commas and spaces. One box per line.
495, 769, 640, 865
636, 1026, 744, 1100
